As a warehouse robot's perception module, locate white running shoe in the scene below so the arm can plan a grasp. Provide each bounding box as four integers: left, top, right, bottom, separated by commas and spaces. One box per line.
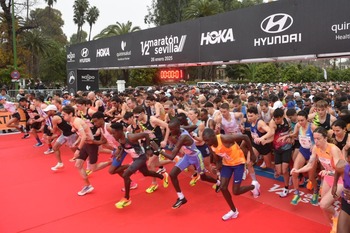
77, 185, 94, 196
251, 180, 261, 198
242, 169, 248, 180
44, 149, 54, 155
260, 162, 266, 169
279, 188, 289, 198
51, 163, 64, 171
222, 209, 239, 221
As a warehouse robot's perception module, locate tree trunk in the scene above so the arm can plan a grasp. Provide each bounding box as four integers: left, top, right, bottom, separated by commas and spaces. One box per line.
88, 25, 92, 41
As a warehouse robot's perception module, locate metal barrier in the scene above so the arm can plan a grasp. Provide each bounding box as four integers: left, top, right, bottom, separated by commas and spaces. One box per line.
6, 89, 64, 101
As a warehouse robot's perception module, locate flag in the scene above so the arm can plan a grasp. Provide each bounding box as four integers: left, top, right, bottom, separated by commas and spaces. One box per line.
323, 68, 327, 80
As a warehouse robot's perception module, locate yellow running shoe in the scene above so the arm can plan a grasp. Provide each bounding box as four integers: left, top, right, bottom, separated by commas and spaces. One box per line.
190, 174, 200, 186
146, 184, 158, 193
86, 170, 92, 176
163, 172, 169, 188
330, 216, 338, 233
115, 198, 131, 209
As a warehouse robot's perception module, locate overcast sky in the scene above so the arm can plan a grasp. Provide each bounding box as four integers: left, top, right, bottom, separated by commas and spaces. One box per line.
35, 0, 154, 39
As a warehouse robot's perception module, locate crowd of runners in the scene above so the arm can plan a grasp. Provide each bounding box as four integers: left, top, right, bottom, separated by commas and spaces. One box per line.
1, 81, 350, 232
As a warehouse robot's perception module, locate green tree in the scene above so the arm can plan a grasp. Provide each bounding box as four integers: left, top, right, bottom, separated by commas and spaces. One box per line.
86, 6, 99, 41
129, 68, 158, 87
39, 42, 66, 86
226, 63, 258, 81
183, 0, 223, 20
73, 0, 89, 43
281, 64, 301, 82
22, 29, 55, 80
70, 30, 88, 44
94, 21, 140, 39
44, 0, 57, 15
145, 0, 189, 26
29, 7, 67, 45
300, 65, 321, 82
254, 63, 279, 83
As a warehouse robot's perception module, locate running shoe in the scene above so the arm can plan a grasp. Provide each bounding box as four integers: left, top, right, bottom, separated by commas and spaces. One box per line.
222, 209, 239, 221
242, 169, 248, 180
173, 155, 181, 163
172, 197, 187, 209
251, 180, 261, 198
86, 169, 92, 176
212, 182, 221, 193
189, 174, 200, 186
34, 142, 43, 147
77, 185, 94, 196
163, 172, 169, 188
310, 193, 319, 206
51, 163, 64, 171
330, 216, 338, 233
145, 184, 159, 193
306, 180, 313, 190
44, 148, 54, 155
115, 198, 131, 209
290, 194, 301, 205
279, 188, 289, 198
156, 167, 166, 174
260, 161, 266, 169
22, 134, 30, 139
121, 182, 138, 192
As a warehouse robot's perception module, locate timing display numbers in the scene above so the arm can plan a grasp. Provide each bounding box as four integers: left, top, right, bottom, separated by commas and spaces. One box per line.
159, 69, 184, 81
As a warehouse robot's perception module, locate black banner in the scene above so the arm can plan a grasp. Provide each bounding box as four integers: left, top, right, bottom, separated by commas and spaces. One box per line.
66, 0, 350, 70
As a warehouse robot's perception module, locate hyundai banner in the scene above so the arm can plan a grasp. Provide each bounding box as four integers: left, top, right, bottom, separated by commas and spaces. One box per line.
66, 0, 350, 69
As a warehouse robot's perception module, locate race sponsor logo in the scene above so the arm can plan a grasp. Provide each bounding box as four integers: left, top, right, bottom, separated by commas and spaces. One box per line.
81, 74, 95, 82
140, 34, 187, 63
331, 21, 350, 40
68, 71, 76, 84
96, 48, 110, 57
116, 41, 131, 61
86, 85, 91, 91
79, 48, 91, 63
261, 13, 293, 34
200, 28, 235, 46
254, 13, 301, 47
67, 52, 75, 63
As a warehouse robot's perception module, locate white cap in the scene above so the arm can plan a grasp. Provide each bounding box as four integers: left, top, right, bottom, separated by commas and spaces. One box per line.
43, 104, 57, 112
293, 92, 301, 98
154, 91, 160, 95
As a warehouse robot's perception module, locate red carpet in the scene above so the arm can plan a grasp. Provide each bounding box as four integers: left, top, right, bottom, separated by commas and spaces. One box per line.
0, 133, 330, 233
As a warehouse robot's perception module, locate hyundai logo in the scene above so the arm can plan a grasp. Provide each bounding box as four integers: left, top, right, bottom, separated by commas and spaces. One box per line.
81, 48, 89, 57
261, 13, 293, 34
68, 71, 75, 84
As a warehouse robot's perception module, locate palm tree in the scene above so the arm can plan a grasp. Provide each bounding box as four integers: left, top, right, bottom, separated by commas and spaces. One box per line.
73, 0, 89, 43
86, 6, 99, 41
183, 0, 223, 20
93, 21, 140, 40
44, 0, 57, 15
22, 29, 54, 80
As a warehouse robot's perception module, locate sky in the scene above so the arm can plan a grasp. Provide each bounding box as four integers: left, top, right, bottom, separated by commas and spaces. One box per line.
35, 0, 154, 39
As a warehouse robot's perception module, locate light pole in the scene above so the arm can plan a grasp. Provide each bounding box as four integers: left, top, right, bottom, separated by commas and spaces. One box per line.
11, 0, 19, 89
